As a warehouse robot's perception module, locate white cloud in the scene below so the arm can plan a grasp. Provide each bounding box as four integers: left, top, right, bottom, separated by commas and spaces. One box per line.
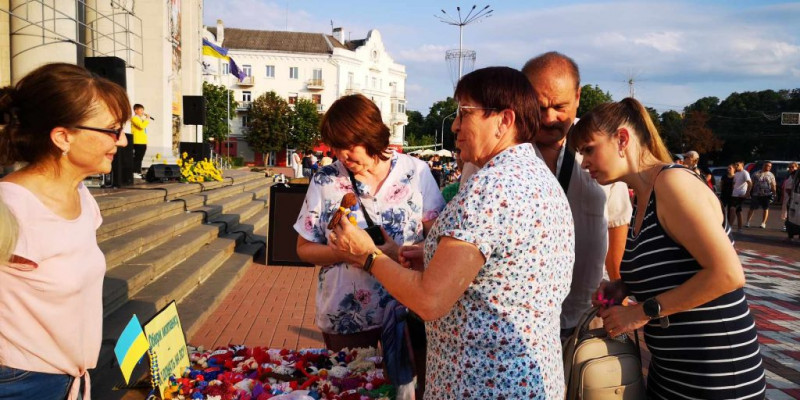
396, 44, 450, 63
633, 32, 684, 53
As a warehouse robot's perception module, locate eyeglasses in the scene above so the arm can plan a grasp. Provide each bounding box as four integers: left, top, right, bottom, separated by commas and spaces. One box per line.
75, 125, 124, 141
456, 105, 497, 123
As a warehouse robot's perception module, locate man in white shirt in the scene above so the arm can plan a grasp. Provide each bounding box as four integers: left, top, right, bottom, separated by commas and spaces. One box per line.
731, 161, 752, 230
522, 52, 632, 338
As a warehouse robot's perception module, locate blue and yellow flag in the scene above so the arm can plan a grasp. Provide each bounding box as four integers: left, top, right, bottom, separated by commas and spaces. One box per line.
114, 315, 150, 384
202, 38, 246, 81
202, 38, 228, 59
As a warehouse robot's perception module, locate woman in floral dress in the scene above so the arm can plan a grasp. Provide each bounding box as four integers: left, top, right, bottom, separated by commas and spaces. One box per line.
294, 93, 445, 352
329, 67, 574, 399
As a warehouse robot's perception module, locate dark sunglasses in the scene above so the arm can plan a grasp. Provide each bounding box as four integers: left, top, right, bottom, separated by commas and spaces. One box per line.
75, 125, 124, 141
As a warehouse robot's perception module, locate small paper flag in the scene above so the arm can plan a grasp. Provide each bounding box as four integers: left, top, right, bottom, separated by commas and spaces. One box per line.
114, 315, 150, 384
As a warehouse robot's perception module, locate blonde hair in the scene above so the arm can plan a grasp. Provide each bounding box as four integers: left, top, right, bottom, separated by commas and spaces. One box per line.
571, 97, 672, 164
0, 198, 17, 263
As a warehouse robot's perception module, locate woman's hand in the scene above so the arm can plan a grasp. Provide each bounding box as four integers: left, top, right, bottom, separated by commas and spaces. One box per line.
592, 279, 628, 308
329, 217, 379, 267
398, 244, 425, 271
598, 304, 649, 337
376, 227, 400, 262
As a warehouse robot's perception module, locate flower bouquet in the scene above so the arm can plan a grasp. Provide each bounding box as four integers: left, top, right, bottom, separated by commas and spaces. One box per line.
177, 152, 224, 183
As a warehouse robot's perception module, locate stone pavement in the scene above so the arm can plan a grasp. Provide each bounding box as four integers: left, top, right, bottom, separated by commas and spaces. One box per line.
188, 209, 800, 399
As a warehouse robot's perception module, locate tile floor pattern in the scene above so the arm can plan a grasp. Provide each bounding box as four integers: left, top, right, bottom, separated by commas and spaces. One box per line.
189, 251, 800, 399
739, 249, 800, 400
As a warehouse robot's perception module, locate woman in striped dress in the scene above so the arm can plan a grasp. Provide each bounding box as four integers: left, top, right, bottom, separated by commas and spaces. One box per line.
571, 98, 766, 399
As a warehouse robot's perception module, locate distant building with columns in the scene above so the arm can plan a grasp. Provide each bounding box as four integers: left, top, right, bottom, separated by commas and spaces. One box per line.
0, 0, 204, 167
203, 20, 408, 166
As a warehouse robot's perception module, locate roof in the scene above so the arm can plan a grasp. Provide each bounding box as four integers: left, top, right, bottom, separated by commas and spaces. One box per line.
345, 39, 366, 51
207, 27, 348, 54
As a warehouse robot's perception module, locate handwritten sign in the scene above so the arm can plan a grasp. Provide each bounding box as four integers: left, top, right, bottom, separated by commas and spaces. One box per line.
143, 302, 189, 397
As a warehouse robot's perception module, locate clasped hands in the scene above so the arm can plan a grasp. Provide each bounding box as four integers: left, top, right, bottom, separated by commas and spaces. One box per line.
327, 217, 425, 270
592, 280, 650, 337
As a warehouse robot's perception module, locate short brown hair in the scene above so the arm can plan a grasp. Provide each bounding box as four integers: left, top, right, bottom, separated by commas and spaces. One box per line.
454, 66, 540, 143
0, 63, 131, 166
320, 94, 390, 161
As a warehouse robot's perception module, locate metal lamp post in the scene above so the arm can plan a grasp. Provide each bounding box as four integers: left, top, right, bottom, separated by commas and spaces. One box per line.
436, 5, 493, 81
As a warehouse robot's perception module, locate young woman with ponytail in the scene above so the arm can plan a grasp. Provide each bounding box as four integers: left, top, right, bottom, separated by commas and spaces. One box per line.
573, 98, 766, 399
0, 63, 130, 399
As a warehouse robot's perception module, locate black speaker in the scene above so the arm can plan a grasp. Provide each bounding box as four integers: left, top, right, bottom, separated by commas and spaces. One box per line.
145, 164, 182, 182
84, 57, 127, 89
183, 96, 206, 125
179, 142, 211, 162
111, 134, 134, 187
268, 184, 313, 267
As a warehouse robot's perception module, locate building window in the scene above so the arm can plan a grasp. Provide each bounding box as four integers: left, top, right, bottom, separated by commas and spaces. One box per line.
266, 65, 275, 78
222, 63, 229, 75
372, 77, 377, 88
348, 72, 354, 88
288, 93, 298, 104
289, 67, 299, 79
242, 91, 251, 102
241, 115, 248, 127
242, 64, 252, 77
312, 69, 322, 81
398, 103, 405, 113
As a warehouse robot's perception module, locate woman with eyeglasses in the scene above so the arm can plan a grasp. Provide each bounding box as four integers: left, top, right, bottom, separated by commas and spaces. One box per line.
329, 67, 574, 399
0, 63, 131, 399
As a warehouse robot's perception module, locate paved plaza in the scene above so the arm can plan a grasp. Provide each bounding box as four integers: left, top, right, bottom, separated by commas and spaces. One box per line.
190, 216, 800, 399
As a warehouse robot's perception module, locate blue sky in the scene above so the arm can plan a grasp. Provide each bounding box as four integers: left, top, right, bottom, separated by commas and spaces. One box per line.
203, 0, 800, 115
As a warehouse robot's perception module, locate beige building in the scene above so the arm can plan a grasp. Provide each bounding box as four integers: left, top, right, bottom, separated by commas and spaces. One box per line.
203, 21, 408, 165
0, 0, 204, 168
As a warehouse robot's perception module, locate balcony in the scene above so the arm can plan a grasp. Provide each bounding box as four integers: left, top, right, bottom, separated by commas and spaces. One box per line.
391, 112, 408, 125
236, 101, 252, 111
316, 104, 324, 113
307, 79, 324, 90
345, 83, 361, 95
237, 76, 255, 86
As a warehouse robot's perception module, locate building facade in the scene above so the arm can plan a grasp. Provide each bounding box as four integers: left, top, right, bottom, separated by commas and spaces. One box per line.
203, 21, 407, 165
0, 0, 204, 169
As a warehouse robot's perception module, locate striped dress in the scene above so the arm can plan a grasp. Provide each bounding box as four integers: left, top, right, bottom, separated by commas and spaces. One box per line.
621, 166, 766, 399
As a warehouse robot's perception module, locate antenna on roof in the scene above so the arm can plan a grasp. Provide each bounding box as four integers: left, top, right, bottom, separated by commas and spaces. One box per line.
330, 20, 334, 34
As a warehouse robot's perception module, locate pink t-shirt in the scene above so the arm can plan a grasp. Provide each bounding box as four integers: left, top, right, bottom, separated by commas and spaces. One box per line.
0, 182, 104, 398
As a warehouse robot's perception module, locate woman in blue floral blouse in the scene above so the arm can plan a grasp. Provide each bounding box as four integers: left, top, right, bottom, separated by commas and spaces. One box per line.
294, 94, 445, 353
330, 67, 575, 399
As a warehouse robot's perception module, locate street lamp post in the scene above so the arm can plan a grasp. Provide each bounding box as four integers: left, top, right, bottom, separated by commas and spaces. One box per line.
436, 5, 493, 81
441, 111, 456, 150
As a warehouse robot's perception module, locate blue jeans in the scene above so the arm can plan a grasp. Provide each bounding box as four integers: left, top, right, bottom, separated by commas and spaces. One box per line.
0, 365, 73, 400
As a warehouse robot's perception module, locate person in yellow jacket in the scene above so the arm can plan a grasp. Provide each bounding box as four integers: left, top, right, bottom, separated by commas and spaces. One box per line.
131, 103, 150, 178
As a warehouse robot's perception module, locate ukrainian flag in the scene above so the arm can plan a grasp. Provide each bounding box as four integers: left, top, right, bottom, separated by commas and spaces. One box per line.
203, 38, 246, 81
202, 38, 228, 59
114, 315, 150, 384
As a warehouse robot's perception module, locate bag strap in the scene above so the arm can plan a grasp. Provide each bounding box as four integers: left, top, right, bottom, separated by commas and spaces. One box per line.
347, 169, 376, 227
558, 146, 575, 193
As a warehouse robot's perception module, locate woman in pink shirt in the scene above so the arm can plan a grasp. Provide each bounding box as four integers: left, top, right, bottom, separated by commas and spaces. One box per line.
0, 63, 131, 399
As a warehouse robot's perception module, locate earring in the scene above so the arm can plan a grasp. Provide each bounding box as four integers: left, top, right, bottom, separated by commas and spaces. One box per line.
62, 149, 69, 156
495, 130, 502, 139
618, 150, 625, 158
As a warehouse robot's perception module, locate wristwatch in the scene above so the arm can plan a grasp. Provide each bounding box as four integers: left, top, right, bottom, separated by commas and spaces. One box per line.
363, 250, 382, 274
643, 297, 670, 328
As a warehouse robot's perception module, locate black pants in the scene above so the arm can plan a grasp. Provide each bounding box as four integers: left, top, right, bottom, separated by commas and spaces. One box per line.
133, 144, 146, 174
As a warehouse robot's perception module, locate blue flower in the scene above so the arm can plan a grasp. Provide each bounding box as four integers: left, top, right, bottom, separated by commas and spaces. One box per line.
313, 165, 340, 185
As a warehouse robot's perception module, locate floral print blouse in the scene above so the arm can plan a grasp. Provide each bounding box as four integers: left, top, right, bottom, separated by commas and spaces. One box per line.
423, 143, 574, 399
294, 151, 445, 334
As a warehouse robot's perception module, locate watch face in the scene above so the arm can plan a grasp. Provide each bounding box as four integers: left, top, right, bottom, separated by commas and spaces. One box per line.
644, 298, 661, 318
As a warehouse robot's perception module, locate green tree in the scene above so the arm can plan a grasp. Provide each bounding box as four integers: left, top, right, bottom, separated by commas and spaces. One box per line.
577, 84, 613, 118
404, 110, 425, 144
289, 98, 321, 151
659, 110, 684, 154
645, 106, 661, 134
245, 91, 291, 154
423, 97, 457, 149
202, 81, 237, 142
